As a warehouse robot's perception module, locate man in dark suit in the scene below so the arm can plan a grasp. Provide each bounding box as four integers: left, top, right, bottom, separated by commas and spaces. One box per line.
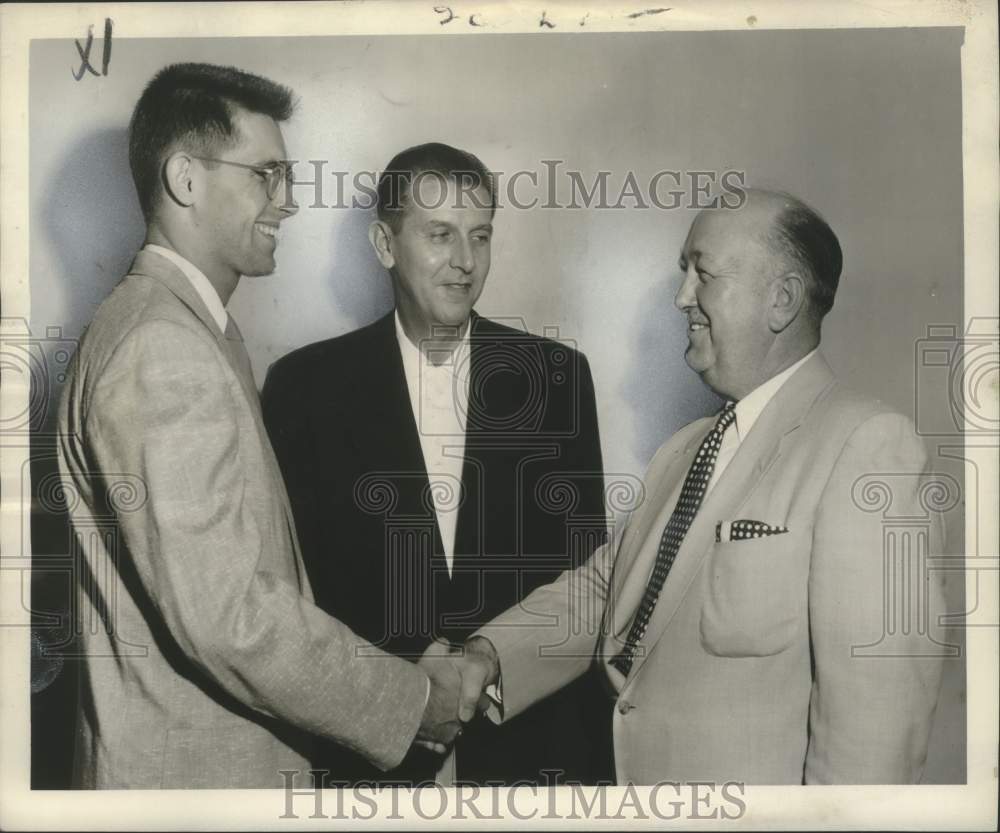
262, 143, 612, 785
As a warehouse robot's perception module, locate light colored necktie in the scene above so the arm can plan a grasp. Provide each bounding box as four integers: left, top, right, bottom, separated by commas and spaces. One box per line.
223, 315, 255, 389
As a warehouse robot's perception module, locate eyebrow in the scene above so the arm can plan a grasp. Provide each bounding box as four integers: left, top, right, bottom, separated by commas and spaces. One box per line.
680, 249, 726, 272
423, 220, 494, 233
678, 248, 701, 269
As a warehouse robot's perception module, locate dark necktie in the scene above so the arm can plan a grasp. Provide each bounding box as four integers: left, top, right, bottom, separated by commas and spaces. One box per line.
609, 402, 737, 677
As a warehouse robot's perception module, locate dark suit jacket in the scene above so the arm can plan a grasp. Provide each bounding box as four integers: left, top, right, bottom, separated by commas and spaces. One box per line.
262, 311, 613, 785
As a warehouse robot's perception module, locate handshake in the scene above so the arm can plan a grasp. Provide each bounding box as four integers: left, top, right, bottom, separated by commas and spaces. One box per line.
413, 636, 501, 754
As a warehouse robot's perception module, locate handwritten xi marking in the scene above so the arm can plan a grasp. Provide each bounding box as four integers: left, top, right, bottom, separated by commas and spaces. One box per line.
73, 18, 113, 81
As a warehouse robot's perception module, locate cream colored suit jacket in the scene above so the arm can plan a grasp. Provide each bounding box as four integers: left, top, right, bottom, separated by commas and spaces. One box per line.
478, 353, 946, 784
57, 250, 427, 788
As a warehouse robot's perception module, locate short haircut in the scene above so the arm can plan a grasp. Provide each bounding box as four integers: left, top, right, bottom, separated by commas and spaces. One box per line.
765, 193, 843, 320
129, 62, 295, 220
376, 142, 495, 231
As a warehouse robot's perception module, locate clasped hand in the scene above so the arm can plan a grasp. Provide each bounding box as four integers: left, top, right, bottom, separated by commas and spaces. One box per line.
414, 637, 499, 754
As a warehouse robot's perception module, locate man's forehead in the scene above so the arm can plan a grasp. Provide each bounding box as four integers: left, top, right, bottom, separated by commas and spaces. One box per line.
403, 175, 493, 227
683, 204, 773, 253
410, 173, 490, 205
229, 109, 287, 160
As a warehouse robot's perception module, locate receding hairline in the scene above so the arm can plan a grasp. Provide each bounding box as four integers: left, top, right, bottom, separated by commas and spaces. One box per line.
378, 168, 496, 231
699, 189, 824, 271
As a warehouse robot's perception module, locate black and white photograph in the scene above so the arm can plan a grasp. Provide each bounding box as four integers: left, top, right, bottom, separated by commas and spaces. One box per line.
1, 1, 996, 829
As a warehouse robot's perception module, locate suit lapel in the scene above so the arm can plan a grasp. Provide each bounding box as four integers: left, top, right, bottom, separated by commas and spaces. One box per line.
349, 315, 447, 562
131, 249, 226, 338
621, 353, 837, 683
132, 249, 254, 397
607, 431, 702, 639
130, 249, 310, 588
221, 316, 261, 407
454, 313, 487, 560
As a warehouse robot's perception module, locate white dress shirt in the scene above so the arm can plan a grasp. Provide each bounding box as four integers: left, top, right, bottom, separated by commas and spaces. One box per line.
394, 312, 472, 577
144, 244, 229, 333
707, 349, 817, 493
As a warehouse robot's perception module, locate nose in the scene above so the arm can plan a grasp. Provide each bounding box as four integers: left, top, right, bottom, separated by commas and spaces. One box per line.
272, 169, 299, 218
275, 187, 299, 218
450, 236, 475, 274
674, 267, 697, 311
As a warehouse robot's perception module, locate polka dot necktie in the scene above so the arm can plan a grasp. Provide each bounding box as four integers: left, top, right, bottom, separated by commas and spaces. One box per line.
609, 403, 737, 677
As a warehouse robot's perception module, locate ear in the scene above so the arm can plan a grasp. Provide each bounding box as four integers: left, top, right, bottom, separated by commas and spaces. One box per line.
368, 220, 396, 269
162, 152, 197, 208
768, 272, 806, 332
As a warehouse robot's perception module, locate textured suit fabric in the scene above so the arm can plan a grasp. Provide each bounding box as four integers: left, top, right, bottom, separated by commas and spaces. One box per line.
477, 353, 947, 784
57, 250, 428, 789
262, 311, 613, 785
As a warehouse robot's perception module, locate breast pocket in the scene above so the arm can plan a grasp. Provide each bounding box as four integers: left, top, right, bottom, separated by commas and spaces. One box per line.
699, 532, 807, 657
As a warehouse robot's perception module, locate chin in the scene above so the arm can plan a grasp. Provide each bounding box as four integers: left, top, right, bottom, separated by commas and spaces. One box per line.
241, 260, 277, 278
436, 308, 473, 327
684, 347, 711, 375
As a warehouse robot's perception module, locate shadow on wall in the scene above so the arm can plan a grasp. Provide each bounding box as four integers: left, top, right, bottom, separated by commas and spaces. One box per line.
620, 273, 722, 467
326, 204, 395, 333
31, 126, 143, 788
40, 127, 145, 359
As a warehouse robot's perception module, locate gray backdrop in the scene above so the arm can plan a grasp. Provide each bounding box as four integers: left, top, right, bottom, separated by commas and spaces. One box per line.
28, 28, 966, 783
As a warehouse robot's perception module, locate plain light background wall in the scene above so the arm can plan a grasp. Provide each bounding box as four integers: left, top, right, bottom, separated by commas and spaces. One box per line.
29, 28, 966, 782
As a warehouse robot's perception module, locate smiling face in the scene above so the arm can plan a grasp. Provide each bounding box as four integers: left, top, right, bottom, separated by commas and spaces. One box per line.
376, 174, 493, 342
193, 108, 297, 282
674, 204, 782, 399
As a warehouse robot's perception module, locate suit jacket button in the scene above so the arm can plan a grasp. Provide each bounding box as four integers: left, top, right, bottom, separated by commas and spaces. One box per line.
618, 699, 633, 715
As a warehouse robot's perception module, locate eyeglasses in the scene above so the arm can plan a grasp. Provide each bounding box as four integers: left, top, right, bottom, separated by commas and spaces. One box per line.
193, 157, 295, 200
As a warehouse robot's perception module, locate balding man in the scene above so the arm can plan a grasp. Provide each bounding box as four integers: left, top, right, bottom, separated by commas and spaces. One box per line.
458, 190, 946, 784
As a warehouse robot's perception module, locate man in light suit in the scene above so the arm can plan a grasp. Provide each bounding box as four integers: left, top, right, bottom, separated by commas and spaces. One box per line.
262, 143, 612, 785
57, 63, 474, 789
459, 189, 947, 784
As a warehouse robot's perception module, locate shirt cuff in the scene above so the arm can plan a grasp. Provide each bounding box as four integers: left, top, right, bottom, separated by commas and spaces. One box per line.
483, 672, 504, 724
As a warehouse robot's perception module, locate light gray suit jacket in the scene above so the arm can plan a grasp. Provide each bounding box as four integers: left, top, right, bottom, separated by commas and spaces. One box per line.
57, 250, 428, 788
478, 353, 947, 784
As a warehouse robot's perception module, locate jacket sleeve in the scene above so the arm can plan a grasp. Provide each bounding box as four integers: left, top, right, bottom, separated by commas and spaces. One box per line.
475, 422, 685, 724
475, 538, 616, 723
87, 319, 427, 771
805, 411, 946, 783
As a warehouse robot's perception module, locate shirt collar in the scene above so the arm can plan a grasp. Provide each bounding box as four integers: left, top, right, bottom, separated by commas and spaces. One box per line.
394, 310, 471, 380
144, 244, 228, 333
729, 349, 817, 442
